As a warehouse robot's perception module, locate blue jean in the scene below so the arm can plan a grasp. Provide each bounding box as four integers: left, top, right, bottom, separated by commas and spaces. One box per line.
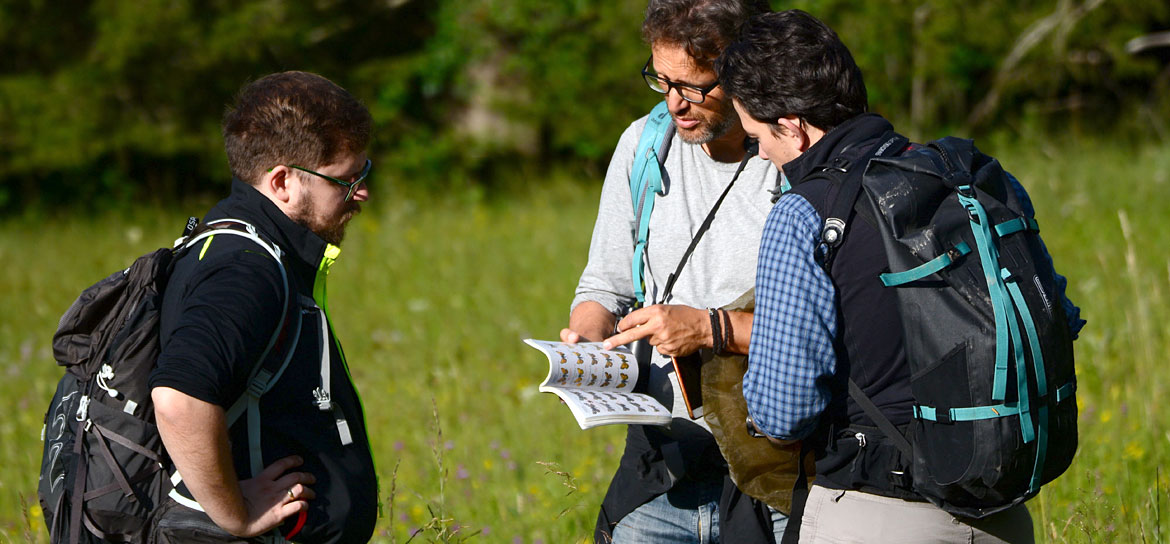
610, 478, 789, 543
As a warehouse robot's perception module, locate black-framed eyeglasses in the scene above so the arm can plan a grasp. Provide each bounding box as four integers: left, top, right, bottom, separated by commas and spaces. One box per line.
288, 159, 372, 202
641, 56, 720, 104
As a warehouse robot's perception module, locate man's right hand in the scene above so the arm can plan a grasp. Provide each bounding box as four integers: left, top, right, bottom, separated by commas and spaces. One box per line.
154, 387, 316, 538
236, 455, 317, 537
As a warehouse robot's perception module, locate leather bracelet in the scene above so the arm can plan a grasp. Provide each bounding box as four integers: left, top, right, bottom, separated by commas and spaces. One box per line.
718, 309, 733, 356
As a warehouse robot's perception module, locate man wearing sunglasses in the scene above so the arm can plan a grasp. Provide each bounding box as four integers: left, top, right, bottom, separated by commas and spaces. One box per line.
561, 1, 787, 542
149, 71, 377, 543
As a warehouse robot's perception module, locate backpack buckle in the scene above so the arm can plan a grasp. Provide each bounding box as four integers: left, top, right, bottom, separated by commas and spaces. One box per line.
822, 218, 846, 247
313, 387, 333, 411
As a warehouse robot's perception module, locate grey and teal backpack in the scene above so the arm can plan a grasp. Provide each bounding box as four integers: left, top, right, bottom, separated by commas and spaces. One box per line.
804, 134, 1079, 518
38, 219, 297, 543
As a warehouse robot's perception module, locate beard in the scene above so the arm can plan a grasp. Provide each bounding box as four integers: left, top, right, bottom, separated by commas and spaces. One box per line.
674, 98, 737, 145
290, 192, 361, 246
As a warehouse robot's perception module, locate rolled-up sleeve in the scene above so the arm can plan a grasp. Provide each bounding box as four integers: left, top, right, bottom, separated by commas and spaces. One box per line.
744, 194, 838, 441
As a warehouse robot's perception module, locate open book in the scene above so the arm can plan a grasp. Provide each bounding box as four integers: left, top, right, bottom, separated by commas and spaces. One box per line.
525, 339, 672, 429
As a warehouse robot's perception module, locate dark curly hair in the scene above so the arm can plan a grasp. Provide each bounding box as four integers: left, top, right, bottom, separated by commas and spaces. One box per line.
223, 71, 371, 184
716, 10, 868, 132
642, 0, 772, 69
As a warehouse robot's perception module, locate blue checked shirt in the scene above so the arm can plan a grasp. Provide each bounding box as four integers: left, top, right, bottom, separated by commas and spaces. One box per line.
744, 194, 838, 441
745, 176, 1085, 441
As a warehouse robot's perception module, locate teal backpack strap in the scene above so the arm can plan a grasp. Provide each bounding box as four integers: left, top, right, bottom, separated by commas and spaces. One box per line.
630, 101, 675, 306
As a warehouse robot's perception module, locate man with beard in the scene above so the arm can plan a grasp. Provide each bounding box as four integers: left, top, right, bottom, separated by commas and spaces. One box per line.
561, 1, 785, 542
149, 71, 377, 543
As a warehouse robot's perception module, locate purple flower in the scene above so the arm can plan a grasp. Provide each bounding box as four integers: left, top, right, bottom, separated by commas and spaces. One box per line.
456, 464, 470, 479
500, 449, 511, 460
444, 440, 455, 450
394, 441, 405, 451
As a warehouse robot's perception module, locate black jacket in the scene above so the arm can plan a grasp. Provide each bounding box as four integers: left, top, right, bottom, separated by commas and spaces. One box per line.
152, 179, 377, 543
784, 114, 916, 499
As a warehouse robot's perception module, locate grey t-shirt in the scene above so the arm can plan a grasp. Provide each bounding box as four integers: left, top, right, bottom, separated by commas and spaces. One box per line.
572, 114, 779, 427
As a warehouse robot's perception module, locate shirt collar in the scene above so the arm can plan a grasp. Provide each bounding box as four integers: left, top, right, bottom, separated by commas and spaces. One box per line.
780, 113, 895, 184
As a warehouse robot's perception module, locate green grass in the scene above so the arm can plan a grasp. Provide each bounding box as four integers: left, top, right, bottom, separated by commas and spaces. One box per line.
1, 138, 1167, 543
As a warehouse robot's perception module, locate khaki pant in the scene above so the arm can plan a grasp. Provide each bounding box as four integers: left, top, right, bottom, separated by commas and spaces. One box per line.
800, 485, 1034, 543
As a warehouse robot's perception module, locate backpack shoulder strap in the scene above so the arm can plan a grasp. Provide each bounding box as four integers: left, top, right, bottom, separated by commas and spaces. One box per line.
629, 101, 675, 306
168, 218, 301, 508
816, 132, 907, 271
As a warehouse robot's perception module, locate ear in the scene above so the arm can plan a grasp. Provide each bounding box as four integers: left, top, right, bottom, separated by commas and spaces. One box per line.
260, 166, 296, 205
776, 116, 810, 151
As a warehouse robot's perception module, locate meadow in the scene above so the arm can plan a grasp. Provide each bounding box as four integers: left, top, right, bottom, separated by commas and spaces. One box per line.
0, 137, 1166, 543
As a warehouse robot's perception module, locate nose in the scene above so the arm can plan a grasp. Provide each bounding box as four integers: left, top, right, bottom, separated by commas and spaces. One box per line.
665, 88, 690, 114
352, 181, 370, 202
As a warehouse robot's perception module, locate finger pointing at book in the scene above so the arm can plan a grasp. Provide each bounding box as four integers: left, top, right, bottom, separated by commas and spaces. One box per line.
603, 304, 708, 356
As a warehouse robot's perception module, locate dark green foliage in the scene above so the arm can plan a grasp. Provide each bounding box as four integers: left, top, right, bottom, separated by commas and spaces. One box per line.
0, 0, 1167, 213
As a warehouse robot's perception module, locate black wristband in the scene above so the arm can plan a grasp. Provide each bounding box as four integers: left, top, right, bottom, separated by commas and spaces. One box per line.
708, 308, 723, 355
720, 309, 733, 356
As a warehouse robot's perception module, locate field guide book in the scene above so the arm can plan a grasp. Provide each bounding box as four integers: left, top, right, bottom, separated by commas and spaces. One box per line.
524, 339, 672, 429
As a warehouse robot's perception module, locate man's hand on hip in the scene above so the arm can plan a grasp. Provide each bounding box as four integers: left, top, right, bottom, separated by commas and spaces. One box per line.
603, 304, 709, 356
237, 455, 317, 537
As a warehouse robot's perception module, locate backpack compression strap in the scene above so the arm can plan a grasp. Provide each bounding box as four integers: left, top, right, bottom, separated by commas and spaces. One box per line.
630, 101, 675, 306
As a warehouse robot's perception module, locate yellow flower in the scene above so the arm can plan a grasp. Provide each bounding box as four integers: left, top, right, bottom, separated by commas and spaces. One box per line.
1099, 410, 1112, 424
1123, 441, 1145, 461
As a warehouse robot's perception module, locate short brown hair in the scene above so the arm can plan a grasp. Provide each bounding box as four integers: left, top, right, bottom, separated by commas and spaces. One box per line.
642, 0, 771, 69
223, 71, 371, 184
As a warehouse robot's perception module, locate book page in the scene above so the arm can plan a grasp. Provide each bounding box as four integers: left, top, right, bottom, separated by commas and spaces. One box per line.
525, 339, 672, 429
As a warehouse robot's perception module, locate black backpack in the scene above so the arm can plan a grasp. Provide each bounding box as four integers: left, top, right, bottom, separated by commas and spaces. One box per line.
38, 218, 293, 543
810, 135, 1078, 518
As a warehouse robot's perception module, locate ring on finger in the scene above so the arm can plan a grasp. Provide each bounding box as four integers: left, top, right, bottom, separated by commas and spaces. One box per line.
287, 487, 295, 501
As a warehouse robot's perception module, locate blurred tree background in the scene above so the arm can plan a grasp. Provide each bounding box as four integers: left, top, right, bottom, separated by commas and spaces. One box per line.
0, 0, 1167, 215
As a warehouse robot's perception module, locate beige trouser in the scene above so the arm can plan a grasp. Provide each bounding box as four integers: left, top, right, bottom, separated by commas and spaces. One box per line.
800, 485, 1035, 543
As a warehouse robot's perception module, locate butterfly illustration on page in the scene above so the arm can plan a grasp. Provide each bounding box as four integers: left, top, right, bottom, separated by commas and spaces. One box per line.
574, 368, 585, 385
558, 367, 569, 385
600, 372, 613, 387
617, 373, 630, 388
603, 353, 614, 368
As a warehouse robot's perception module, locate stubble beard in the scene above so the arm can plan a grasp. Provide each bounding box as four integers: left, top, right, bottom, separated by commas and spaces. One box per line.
291, 193, 361, 246
675, 98, 737, 145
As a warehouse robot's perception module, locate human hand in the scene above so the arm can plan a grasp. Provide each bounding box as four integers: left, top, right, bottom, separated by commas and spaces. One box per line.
233, 455, 316, 538
603, 304, 709, 357
559, 328, 589, 344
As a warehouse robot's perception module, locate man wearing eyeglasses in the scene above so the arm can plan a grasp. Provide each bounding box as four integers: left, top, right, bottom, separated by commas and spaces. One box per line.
149, 71, 377, 543
561, 1, 786, 542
